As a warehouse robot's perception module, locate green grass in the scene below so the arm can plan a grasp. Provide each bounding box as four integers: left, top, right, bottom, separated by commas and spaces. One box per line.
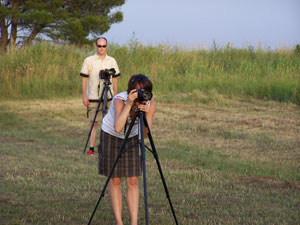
0, 42, 300, 103
1, 96, 299, 225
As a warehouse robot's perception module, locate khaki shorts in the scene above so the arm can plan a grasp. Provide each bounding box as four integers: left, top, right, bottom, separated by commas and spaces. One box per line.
87, 101, 111, 122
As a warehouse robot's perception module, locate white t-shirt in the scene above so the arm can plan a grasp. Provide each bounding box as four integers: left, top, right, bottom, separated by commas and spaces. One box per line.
80, 54, 120, 100
101, 92, 139, 139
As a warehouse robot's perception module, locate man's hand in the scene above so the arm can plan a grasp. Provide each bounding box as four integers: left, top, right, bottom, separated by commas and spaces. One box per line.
83, 96, 89, 107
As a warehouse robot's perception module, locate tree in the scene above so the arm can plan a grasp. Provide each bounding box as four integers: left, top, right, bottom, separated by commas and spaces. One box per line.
295, 44, 300, 56
0, 0, 124, 52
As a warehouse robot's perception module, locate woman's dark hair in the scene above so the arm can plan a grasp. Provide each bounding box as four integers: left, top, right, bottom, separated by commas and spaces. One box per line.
127, 74, 152, 94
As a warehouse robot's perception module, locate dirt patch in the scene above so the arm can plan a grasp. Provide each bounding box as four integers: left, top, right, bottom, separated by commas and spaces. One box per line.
234, 175, 300, 191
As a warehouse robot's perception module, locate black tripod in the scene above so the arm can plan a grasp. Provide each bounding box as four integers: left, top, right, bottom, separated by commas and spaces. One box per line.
87, 110, 179, 225
83, 79, 113, 153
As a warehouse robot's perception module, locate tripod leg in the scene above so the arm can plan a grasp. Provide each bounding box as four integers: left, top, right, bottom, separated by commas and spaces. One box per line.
87, 112, 139, 225
138, 112, 149, 225
143, 116, 179, 225
83, 115, 97, 153
102, 85, 108, 118
108, 87, 113, 101
83, 89, 105, 153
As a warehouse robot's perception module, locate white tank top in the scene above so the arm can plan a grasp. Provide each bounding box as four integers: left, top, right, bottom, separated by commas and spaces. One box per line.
101, 92, 139, 139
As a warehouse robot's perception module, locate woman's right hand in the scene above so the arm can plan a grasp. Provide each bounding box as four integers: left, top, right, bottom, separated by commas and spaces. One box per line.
127, 89, 138, 105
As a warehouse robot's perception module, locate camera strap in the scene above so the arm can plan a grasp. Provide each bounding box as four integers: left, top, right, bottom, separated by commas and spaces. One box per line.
86, 106, 91, 118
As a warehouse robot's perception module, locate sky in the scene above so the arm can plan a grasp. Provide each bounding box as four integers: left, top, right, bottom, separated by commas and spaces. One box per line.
104, 0, 300, 49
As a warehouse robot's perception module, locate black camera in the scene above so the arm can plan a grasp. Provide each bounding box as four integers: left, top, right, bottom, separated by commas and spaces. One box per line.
136, 88, 152, 102
99, 68, 116, 80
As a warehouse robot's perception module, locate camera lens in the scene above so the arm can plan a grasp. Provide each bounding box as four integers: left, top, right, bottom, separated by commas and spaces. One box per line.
137, 88, 152, 101
108, 68, 116, 76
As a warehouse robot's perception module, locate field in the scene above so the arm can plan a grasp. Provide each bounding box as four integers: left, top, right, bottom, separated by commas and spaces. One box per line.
0, 43, 300, 224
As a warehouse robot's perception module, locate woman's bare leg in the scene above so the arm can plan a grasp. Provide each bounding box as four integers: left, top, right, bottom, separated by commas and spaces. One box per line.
126, 176, 139, 225
110, 177, 123, 225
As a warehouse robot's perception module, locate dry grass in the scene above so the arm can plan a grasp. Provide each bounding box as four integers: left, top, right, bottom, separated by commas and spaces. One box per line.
1, 94, 300, 224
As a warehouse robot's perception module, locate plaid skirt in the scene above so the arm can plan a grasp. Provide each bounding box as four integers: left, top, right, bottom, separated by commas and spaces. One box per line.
98, 130, 141, 177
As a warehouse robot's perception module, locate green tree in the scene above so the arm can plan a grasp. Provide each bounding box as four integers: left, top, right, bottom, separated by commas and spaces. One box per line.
0, 0, 124, 51
295, 44, 300, 55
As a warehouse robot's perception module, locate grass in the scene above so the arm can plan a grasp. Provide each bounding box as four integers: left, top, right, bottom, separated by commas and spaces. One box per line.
1, 94, 300, 224
0, 42, 300, 224
0, 42, 300, 103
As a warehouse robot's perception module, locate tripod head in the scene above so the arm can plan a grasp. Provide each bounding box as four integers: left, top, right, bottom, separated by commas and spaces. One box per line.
102, 79, 112, 86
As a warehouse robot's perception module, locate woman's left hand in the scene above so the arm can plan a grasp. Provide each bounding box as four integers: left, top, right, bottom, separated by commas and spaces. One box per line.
136, 101, 150, 113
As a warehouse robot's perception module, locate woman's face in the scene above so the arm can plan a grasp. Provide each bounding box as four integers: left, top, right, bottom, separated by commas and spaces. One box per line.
134, 83, 142, 90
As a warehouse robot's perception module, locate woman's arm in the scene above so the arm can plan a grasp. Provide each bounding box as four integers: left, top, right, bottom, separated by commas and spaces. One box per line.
145, 99, 155, 131
137, 99, 155, 137
114, 90, 137, 133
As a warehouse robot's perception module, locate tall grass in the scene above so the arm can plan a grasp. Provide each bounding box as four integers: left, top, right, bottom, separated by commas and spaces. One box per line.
0, 43, 90, 98
1, 41, 300, 103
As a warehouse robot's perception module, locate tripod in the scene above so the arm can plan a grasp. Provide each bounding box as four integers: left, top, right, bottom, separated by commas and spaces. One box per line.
87, 109, 179, 225
83, 79, 113, 153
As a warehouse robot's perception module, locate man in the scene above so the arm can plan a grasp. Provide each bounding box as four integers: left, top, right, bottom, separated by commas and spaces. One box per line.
80, 37, 120, 155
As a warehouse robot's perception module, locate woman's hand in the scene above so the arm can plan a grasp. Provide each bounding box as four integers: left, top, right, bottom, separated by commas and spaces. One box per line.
127, 89, 138, 105
136, 101, 150, 113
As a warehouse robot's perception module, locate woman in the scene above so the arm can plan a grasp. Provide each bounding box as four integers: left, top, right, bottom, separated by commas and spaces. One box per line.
98, 74, 155, 225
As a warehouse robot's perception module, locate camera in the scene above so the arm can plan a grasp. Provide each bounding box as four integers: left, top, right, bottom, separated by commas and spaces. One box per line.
136, 88, 152, 102
99, 68, 116, 80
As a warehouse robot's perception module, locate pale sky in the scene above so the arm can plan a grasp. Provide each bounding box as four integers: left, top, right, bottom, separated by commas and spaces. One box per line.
104, 0, 300, 49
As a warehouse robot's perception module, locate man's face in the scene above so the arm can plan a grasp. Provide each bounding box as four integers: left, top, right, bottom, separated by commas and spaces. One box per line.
96, 38, 107, 56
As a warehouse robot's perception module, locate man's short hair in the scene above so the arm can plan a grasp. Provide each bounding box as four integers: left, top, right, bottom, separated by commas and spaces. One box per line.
95, 37, 107, 45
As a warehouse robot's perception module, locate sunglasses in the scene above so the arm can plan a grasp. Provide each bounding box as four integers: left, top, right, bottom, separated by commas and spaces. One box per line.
97, 45, 107, 48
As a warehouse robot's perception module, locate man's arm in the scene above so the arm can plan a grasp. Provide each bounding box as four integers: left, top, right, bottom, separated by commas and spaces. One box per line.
82, 77, 89, 106
80, 57, 90, 106
111, 57, 120, 96
112, 77, 118, 96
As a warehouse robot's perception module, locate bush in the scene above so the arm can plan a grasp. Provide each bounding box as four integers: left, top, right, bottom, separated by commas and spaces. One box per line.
294, 44, 300, 55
